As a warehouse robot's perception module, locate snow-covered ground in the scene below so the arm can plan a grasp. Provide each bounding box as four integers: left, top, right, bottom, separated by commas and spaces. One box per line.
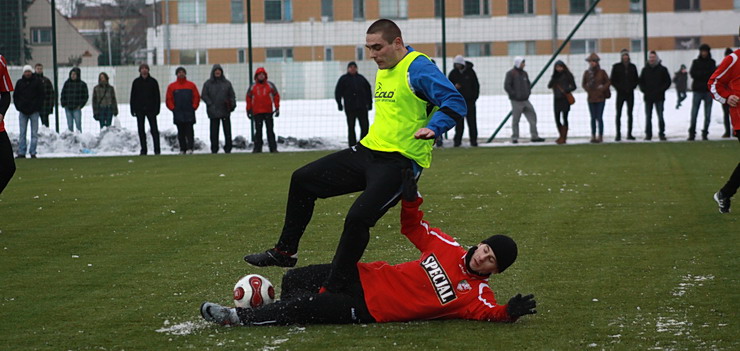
2, 90, 733, 158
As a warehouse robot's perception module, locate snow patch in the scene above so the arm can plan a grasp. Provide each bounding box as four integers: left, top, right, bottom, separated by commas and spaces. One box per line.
156, 319, 210, 335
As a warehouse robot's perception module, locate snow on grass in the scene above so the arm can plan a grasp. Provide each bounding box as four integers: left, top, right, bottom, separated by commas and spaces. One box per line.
156, 319, 210, 336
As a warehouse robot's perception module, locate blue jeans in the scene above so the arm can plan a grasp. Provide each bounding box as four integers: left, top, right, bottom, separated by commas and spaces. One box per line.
18, 112, 40, 156
645, 100, 665, 139
65, 108, 82, 132
98, 106, 113, 129
588, 101, 605, 136
689, 91, 713, 136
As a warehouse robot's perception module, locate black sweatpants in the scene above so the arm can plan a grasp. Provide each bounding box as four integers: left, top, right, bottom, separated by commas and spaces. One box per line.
275, 144, 415, 291
136, 113, 160, 155
210, 117, 232, 153
720, 136, 740, 197
615, 90, 634, 137
175, 122, 194, 152
453, 101, 477, 146
253, 113, 277, 152
0, 131, 16, 194
236, 264, 375, 325
554, 98, 570, 128
345, 109, 369, 146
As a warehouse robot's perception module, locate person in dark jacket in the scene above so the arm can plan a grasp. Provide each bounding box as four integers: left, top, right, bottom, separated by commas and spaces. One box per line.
504, 57, 544, 143
335, 61, 372, 147
688, 44, 717, 140
202, 64, 236, 154
34, 63, 56, 128
130, 63, 161, 155
547, 60, 576, 144
721, 47, 734, 138
246, 67, 280, 153
638, 51, 672, 141
0, 53, 15, 194
448, 55, 480, 147
673, 64, 688, 109
92, 72, 118, 129
166, 67, 200, 154
13, 65, 44, 158
610, 49, 639, 141
582, 53, 611, 143
60, 67, 88, 133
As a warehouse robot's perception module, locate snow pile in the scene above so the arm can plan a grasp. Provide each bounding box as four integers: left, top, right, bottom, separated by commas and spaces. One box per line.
156, 319, 210, 336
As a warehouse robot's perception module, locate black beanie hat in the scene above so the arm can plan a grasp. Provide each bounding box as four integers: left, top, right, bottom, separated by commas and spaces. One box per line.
482, 235, 518, 273
175, 66, 186, 75
347, 61, 358, 68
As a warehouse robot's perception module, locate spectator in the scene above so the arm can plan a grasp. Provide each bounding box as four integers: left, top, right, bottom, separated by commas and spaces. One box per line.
60, 67, 88, 133
92, 72, 118, 129
638, 51, 672, 141
34, 63, 55, 128
0, 53, 15, 193
448, 55, 480, 147
688, 44, 717, 141
547, 60, 576, 144
166, 67, 200, 154
504, 56, 544, 144
610, 49, 638, 141
13, 65, 43, 158
721, 48, 734, 139
202, 64, 236, 154
582, 53, 611, 144
246, 67, 280, 153
673, 64, 688, 109
335, 61, 372, 147
130, 63, 161, 155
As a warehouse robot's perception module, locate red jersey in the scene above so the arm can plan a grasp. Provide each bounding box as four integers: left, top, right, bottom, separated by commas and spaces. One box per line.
246, 67, 280, 115
358, 197, 514, 323
0, 54, 14, 132
709, 49, 740, 134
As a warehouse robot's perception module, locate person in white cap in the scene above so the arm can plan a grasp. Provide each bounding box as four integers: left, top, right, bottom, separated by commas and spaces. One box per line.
13, 65, 44, 158
448, 55, 480, 147
504, 57, 544, 143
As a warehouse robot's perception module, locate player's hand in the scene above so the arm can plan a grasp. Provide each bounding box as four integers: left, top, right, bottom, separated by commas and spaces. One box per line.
507, 293, 537, 319
414, 128, 436, 140
728, 95, 739, 107
401, 168, 418, 202
274, 109, 280, 117
337, 104, 343, 111
247, 111, 253, 119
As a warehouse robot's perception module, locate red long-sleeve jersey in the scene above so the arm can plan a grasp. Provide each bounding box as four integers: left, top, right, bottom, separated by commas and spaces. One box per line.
709, 49, 740, 134
0, 55, 14, 132
246, 67, 280, 115
357, 197, 515, 323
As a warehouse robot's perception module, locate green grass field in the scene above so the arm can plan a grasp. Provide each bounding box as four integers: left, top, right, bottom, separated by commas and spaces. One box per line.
1, 141, 737, 350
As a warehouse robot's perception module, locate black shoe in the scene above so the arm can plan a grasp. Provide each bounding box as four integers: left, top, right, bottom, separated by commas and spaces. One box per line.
15, 155, 26, 159
702, 134, 708, 141
31, 155, 37, 159
244, 248, 297, 267
615, 136, 621, 142
512, 140, 518, 144
687, 135, 695, 141
626, 135, 636, 141
659, 136, 667, 141
714, 191, 731, 213
531, 137, 545, 142
644, 136, 652, 141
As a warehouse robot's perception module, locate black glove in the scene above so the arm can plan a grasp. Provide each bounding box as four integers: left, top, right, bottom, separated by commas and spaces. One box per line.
401, 168, 418, 202
247, 111, 253, 119
274, 109, 280, 117
506, 293, 537, 319
338, 104, 343, 111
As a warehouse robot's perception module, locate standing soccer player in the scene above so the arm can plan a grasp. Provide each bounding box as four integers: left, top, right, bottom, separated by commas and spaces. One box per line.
709, 26, 740, 214
244, 19, 466, 293
0, 54, 15, 194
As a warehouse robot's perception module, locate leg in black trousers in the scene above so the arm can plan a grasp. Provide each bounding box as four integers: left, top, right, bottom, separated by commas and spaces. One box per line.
147, 113, 160, 155
615, 92, 626, 139
137, 114, 149, 155
252, 114, 265, 153
210, 118, 221, 153
223, 117, 232, 153
175, 123, 190, 152
466, 101, 478, 146
357, 109, 369, 141
345, 109, 358, 146
453, 115, 465, 147
625, 91, 635, 138
264, 115, 277, 152
186, 123, 195, 151
0, 131, 16, 194
722, 104, 731, 137
721, 162, 740, 198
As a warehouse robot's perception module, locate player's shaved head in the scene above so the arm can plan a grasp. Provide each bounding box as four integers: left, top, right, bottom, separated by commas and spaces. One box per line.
366, 19, 403, 44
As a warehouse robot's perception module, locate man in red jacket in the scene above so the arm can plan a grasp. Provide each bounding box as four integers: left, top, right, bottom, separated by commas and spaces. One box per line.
201, 172, 536, 326
709, 26, 740, 214
166, 67, 200, 154
246, 67, 280, 153
0, 53, 15, 194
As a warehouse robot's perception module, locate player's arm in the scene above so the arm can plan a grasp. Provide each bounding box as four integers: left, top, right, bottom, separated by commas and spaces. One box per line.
709, 54, 738, 106
408, 57, 466, 139
165, 85, 175, 111
472, 286, 536, 323
191, 83, 200, 110
399, 169, 453, 252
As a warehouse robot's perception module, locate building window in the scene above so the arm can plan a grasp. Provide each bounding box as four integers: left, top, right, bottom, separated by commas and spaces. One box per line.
31, 27, 52, 45
464, 0, 489, 16
353, 0, 365, 20
735, 36, 740, 48
266, 47, 293, 62
379, 0, 408, 19
629, 0, 642, 12
464, 43, 491, 57
570, 39, 597, 54
180, 50, 206, 65
238, 49, 246, 63
324, 47, 333, 61
675, 0, 700, 11
321, 0, 333, 21
508, 0, 534, 15
675, 36, 700, 50
356, 46, 365, 60
231, 0, 244, 23
735, 0, 740, 9
434, 0, 443, 17
508, 41, 536, 56
570, 0, 596, 14
630, 39, 642, 53
265, 0, 292, 21
179, 0, 206, 24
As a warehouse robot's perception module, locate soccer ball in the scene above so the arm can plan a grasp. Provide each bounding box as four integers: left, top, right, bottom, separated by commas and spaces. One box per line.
233, 274, 275, 309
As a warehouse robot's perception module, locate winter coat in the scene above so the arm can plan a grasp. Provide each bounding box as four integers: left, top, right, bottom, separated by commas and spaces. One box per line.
673, 71, 688, 92
246, 67, 280, 115
93, 82, 118, 117
334, 72, 372, 111
547, 70, 576, 100
708, 49, 740, 134
638, 62, 672, 102
504, 67, 531, 101
35, 73, 56, 115
447, 61, 480, 102
130, 75, 161, 116
609, 61, 638, 93
689, 54, 716, 92
60, 67, 88, 110
582, 66, 611, 103
201, 64, 236, 119
13, 74, 44, 115
166, 77, 200, 124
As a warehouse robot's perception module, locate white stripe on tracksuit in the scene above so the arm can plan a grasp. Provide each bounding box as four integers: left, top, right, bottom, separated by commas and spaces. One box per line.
709, 53, 738, 105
